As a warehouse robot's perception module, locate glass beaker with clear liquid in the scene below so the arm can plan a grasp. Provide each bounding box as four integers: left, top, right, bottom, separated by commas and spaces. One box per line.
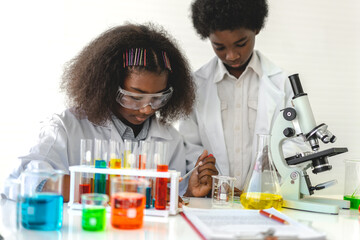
211, 175, 236, 207
240, 134, 283, 210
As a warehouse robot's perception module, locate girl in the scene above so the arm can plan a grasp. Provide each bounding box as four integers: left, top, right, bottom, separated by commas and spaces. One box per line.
5, 23, 217, 201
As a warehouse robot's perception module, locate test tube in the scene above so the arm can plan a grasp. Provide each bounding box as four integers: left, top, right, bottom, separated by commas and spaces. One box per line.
154, 140, 168, 210
123, 139, 138, 169
108, 140, 122, 198
109, 140, 122, 170
79, 139, 93, 203
138, 140, 151, 169
139, 140, 153, 208
94, 139, 108, 194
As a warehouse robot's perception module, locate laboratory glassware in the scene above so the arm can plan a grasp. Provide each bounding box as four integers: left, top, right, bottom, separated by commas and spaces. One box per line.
19, 169, 65, 230
211, 175, 236, 207
154, 140, 168, 210
343, 159, 360, 209
94, 139, 108, 194
240, 134, 283, 210
79, 139, 93, 203
110, 177, 148, 229
81, 193, 108, 231
124, 139, 138, 169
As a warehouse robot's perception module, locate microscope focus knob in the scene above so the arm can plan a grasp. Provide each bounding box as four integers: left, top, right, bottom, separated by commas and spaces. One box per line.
283, 128, 296, 138
283, 108, 297, 121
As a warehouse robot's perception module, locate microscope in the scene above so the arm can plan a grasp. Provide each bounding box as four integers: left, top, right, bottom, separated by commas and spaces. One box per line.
270, 73, 349, 214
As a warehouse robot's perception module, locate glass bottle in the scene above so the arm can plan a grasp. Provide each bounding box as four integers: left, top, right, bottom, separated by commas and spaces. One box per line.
240, 134, 283, 210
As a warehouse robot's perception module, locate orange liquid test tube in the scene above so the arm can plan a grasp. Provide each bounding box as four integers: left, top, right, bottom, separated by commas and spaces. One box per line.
79, 139, 93, 203
153, 141, 168, 210
155, 164, 168, 210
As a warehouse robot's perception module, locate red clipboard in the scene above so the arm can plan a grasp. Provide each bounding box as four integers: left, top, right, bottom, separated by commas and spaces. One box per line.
180, 212, 207, 240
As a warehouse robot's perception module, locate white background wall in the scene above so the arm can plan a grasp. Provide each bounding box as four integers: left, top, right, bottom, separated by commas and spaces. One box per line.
0, 0, 359, 195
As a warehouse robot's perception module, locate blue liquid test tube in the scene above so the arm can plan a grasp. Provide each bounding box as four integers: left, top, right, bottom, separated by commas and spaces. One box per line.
94, 139, 108, 194
139, 140, 153, 209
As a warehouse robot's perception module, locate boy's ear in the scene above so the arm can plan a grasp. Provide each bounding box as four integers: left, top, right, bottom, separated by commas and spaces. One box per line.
255, 29, 260, 35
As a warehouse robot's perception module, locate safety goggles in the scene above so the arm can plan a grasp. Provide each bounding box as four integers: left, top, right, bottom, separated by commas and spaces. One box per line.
116, 86, 173, 110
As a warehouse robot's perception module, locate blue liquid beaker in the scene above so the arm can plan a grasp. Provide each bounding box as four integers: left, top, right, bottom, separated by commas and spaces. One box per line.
21, 193, 63, 230
19, 169, 65, 231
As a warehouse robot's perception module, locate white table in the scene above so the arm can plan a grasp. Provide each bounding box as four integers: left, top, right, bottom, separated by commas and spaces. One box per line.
1, 197, 359, 240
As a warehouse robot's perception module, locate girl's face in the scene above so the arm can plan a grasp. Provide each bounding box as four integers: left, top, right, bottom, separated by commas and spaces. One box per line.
114, 70, 168, 127
209, 28, 258, 78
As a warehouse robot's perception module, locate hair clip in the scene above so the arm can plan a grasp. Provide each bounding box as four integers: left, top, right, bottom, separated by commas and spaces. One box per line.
162, 51, 172, 71
123, 48, 171, 71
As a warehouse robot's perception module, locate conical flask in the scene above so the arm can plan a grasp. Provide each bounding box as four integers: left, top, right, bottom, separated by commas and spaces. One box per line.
240, 134, 283, 210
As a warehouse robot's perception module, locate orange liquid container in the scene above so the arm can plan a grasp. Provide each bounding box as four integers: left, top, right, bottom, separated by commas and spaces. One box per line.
111, 192, 146, 229
155, 164, 168, 210
78, 184, 91, 203
138, 155, 146, 169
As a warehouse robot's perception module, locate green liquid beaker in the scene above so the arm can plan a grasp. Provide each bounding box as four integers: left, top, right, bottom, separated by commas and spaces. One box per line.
344, 159, 360, 209
82, 193, 108, 231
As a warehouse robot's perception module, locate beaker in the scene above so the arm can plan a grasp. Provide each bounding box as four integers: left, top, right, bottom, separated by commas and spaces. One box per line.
211, 175, 236, 207
343, 159, 360, 209
81, 193, 108, 231
240, 134, 283, 210
110, 177, 148, 229
19, 169, 65, 230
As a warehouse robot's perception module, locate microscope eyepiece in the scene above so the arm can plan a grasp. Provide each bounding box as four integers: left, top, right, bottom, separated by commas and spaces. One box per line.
289, 74, 306, 98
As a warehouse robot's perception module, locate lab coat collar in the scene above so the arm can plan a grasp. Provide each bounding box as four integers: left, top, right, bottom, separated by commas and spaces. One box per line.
147, 117, 173, 141
213, 59, 228, 83
254, 50, 285, 135
103, 115, 173, 142
257, 50, 282, 78
213, 51, 263, 83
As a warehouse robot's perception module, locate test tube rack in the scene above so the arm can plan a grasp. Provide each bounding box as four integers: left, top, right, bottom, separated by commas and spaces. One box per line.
68, 165, 180, 217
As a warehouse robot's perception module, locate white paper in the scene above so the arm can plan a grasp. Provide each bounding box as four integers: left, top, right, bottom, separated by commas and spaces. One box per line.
182, 206, 326, 240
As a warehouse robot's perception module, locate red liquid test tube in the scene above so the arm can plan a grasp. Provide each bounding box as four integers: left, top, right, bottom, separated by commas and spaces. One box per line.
155, 164, 168, 210
153, 141, 168, 210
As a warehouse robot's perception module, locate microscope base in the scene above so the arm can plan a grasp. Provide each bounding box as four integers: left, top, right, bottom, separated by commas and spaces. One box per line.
283, 197, 350, 215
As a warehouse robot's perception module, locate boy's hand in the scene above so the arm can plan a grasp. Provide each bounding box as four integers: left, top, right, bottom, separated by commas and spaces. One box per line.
183, 150, 218, 197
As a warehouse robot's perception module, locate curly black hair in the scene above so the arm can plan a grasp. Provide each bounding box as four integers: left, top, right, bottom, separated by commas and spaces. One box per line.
191, 0, 268, 39
61, 23, 195, 125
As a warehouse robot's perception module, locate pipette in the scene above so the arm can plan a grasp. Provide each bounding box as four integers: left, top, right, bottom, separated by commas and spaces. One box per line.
181, 154, 213, 179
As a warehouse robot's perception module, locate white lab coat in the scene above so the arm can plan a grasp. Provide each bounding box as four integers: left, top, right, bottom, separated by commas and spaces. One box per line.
4, 109, 189, 199
179, 50, 295, 184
